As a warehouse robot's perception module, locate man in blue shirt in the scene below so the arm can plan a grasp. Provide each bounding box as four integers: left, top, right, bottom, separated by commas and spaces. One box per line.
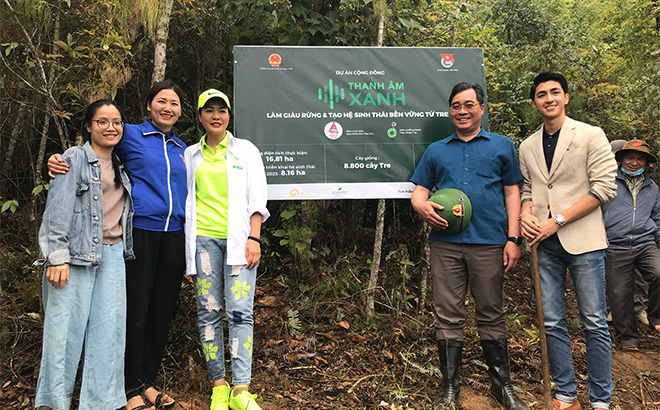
411, 82, 528, 410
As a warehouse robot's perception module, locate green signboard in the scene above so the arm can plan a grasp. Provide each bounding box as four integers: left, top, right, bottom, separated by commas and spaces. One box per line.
234, 46, 487, 200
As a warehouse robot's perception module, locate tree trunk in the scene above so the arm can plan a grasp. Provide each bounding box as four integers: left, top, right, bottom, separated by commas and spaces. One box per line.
151, 0, 174, 83
50, 10, 68, 151
0, 108, 25, 196
31, 112, 51, 222
366, 199, 386, 318
376, 14, 385, 46
366, 1, 387, 318
451, 0, 464, 47
2, 0, 68, 150
417, 224, 431, 314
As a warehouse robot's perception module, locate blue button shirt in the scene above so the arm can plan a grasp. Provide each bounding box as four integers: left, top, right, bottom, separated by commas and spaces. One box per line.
411, 128, 523, 245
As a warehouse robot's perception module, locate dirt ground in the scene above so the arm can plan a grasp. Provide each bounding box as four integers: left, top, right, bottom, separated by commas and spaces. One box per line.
2, 259, 659, 410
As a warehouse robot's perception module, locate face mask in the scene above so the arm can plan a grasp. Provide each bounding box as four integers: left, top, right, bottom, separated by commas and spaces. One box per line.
621, 166, 644, 176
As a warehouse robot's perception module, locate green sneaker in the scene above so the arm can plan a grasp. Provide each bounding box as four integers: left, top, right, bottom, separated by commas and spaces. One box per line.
210, 384, 230, 410
229, 389, 262, 410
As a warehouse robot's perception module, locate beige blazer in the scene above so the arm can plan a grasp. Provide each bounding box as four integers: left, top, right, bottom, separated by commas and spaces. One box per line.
519, 117, 617, 254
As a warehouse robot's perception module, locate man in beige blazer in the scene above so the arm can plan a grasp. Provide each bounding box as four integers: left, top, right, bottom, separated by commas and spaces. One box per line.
519, 72, 617, 410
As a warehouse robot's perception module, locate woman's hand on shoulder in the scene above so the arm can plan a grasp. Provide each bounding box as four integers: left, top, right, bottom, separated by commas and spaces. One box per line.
47, 153, 69, 178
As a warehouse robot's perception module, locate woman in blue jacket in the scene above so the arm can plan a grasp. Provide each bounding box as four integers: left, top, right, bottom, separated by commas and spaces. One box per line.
48, 81, 186, 410
36, 100, 134, 410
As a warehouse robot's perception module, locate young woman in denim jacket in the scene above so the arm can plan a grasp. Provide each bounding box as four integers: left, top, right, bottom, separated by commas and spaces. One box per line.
36, 100, 134, 410
183, 89, 269, 410
49, 81, 186, 410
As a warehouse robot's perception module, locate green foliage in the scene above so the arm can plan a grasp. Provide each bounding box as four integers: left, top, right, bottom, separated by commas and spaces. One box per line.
1, 198, 19, 214
31, 180, 48, 197
2, 0, 660, 387
398, 351, 439, 376
571, 317, 581, 332
2, 4, 660, 407
489, 0, 562, 46
506, 312, 529, 334
287, 308, 304, 336
270, 202, 319, 269
1, 242, 42, 315
383, 245, 415, 313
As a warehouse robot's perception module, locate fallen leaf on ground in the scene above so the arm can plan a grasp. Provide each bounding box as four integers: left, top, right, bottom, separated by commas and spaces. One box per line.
266, 339, 284, 347
321, 332, 335, 341
258, 295, 277, 306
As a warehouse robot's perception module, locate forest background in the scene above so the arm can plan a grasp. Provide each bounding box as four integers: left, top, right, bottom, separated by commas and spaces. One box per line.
1, 0, 660, 409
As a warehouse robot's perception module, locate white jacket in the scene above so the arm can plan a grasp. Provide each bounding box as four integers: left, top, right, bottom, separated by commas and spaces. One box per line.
184, 131, 269, 275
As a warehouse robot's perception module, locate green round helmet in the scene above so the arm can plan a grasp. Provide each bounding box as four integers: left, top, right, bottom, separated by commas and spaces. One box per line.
428, 188, 472, 235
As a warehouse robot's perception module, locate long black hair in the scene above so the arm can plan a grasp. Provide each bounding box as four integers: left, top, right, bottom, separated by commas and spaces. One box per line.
82, 99, 125, 187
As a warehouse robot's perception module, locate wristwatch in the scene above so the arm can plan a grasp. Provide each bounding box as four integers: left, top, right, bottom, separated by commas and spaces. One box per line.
507, 236, 523, 245
554, 214, 566, 227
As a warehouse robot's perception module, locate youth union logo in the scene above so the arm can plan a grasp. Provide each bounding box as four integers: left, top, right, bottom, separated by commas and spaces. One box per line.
440, 53, 455, 68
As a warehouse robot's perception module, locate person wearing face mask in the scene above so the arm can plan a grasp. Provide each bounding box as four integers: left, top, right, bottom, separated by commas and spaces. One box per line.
606, 140, 651, 328
601, 139, 660, 349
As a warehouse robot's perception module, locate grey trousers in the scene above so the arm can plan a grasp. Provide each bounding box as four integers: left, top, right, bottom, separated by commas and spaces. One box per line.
605, 244, 660, 346
430, 241, 507, 341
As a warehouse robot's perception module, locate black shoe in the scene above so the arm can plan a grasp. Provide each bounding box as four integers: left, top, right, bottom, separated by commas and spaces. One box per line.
481, 339, 530, 410
436, 339, 463, 410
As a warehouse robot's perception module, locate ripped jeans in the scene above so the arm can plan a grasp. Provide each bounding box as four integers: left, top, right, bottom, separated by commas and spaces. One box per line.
193, 236, 256, 385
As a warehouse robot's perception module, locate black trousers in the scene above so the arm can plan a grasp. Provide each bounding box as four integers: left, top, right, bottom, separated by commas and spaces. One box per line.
605, 244, 660, 347
124, 228, 185, 390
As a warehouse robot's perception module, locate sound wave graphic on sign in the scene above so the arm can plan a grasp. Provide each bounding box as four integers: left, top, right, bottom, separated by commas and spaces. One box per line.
318, 79, 345, 109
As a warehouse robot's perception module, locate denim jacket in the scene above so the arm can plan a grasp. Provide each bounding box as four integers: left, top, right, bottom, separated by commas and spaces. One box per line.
38, 142, 135, 267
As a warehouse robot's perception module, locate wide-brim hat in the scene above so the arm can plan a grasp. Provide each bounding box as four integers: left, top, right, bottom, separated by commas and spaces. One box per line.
615, 139, 657, 163
610, 139, 626, 154
198, 89, 231, 111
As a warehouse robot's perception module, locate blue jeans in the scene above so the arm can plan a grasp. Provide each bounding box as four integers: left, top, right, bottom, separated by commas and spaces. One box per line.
35, 242, 127, 410
537, 234, 612, 409
193, 236, 256, 385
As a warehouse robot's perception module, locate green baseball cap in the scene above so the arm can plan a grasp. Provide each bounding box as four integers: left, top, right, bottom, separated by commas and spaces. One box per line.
197, 89, 231, 110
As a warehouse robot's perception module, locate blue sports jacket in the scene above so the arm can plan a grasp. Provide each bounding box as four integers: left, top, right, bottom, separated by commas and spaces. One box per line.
115, 120, 187, 231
